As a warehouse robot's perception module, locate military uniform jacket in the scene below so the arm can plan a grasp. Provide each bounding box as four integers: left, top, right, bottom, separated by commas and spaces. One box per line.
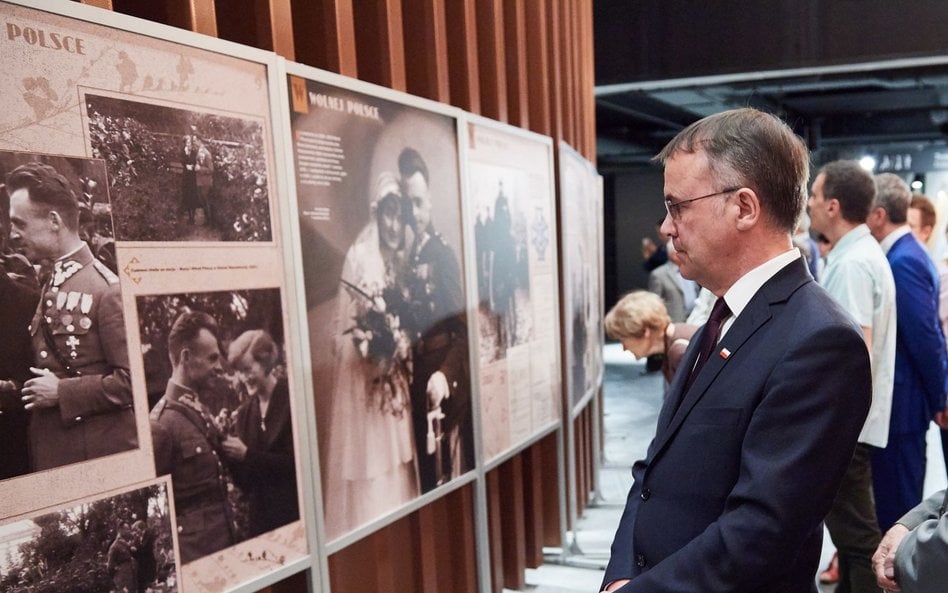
150, 380, 234, 563
29, 244, 136, 470
407, 229, 474, 488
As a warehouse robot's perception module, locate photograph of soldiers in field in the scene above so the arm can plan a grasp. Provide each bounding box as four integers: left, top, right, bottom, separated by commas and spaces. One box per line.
84, 93, 272, 243
0, 481, 177, 593
0, 151, 135, 481
136, 289, 300, 564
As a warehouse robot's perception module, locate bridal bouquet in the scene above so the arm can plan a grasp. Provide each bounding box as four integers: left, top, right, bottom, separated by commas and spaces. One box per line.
342, 279, 412, 417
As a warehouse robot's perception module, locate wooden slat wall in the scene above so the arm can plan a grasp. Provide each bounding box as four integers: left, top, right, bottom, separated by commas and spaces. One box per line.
78, 1, 598, 591
101, 0, 594, 152
485, 433, 562, 593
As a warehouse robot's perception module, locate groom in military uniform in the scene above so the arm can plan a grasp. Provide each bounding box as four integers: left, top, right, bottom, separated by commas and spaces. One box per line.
398, 147, 473, 492
7, 162, 136, 472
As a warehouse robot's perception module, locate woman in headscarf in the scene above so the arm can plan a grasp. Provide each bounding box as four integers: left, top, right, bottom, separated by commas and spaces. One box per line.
322, 171, 418, 540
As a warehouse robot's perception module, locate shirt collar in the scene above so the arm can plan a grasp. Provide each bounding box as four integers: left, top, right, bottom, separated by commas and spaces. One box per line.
720, 248, 801, 333
879, 225, 912, 254
827, 224, 871, 263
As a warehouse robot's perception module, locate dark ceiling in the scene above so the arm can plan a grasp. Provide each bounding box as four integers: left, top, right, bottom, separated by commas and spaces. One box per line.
594, 2, 948, 171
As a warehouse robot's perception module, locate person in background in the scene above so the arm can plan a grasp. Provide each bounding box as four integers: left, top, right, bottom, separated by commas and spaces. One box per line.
907, 194, 936, 248
906, 193, 948, 479
872, 488, 948, 593
808, 159, 896, 593
793, 211, 821, 281
647, 240, 698, 323
866, 174, 948, 533
604, 290, 697, 386
640, 218, 669, 272
220, 329, 299, 537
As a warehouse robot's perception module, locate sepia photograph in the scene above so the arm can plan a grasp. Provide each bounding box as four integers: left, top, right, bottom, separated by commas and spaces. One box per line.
135, 288, 301, 565
0, 150, 136, 482
0, 480, 178, 593
289, 73, 474, 541
560, 145, 604, 410
467, 123, 561, 463
84, 93, 273, 243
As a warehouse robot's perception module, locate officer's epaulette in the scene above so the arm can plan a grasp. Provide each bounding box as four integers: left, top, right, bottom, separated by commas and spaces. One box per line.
93, 258, 120, 285
149, 398, 168, 421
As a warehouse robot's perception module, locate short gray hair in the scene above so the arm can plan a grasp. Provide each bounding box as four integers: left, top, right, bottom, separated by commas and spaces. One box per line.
873, 173, 911, 224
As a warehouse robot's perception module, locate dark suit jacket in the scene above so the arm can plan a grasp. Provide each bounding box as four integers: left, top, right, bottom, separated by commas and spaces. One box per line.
603, 258, 872, 593
887, 233, 948, 436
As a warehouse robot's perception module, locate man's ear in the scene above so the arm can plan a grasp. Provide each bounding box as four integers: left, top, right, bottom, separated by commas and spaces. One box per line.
47, 210, 63, 230
733, 187, 761, 231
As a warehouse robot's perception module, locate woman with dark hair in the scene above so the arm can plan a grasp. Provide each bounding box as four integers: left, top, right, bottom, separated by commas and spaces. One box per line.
220, 329, 299, 536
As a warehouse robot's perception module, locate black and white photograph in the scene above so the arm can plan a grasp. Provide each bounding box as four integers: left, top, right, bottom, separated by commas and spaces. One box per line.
289, 73, 474, 541
0, 150, 136, 481
136, 289, 301, 564
560, 144, 604, 410
472, 169, 533, 363
466, 122, 561, 463
83, 93, 273, 243
0, 480, 178, 593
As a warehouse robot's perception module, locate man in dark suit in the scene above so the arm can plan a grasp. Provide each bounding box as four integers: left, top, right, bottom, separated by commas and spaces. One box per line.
398, 147, 473, 492
866, 173, 948, 533
602, 108, 872, 593
7, 162, 136, 472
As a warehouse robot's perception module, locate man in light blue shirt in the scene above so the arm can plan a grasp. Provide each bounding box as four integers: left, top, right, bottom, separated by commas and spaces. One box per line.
809, 159, 896, 593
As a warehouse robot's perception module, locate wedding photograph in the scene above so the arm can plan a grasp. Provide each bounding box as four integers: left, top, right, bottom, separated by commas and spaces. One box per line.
289, 74, 475, 541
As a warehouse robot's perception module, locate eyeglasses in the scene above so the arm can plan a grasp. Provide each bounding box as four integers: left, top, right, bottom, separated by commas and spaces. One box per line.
664, 187, 740, 220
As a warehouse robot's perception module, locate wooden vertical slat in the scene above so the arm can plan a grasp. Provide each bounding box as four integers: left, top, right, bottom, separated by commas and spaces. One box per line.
524, 0, 551, 136
402, 0, 450, 102
329, 534, 377, 590
352, 0, 407, 91
413, 505, 440, 593
184, 0, 217, 36
388, 515, 417, 592
500, 456, 527, 591
79, 0, 113, 9
573, 410, 587, 517
290, 0, 358, 76
547, 0, 564, 141
502, 0, 529, 128
523, 442, 546, 568
585, 0, 597, 163
445, 0, 481, 113
541, 433, 562, 547
267, 0, 296, 59
566, 0, 578, 150
450, 485, 480, 593
487, 469, 505, 593
475, 0, 508, 122
265, 571, 308, 593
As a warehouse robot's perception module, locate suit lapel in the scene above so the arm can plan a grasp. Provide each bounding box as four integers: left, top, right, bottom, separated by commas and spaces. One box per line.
650, 259, 811, 458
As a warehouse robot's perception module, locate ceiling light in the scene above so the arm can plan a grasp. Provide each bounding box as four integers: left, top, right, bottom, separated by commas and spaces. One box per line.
859, 156, 876, 171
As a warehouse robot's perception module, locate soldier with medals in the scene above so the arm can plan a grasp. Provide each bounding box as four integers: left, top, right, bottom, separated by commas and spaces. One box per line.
397, 148, 474, 492
6, 162, 136, 472
150, 311, 235, 563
